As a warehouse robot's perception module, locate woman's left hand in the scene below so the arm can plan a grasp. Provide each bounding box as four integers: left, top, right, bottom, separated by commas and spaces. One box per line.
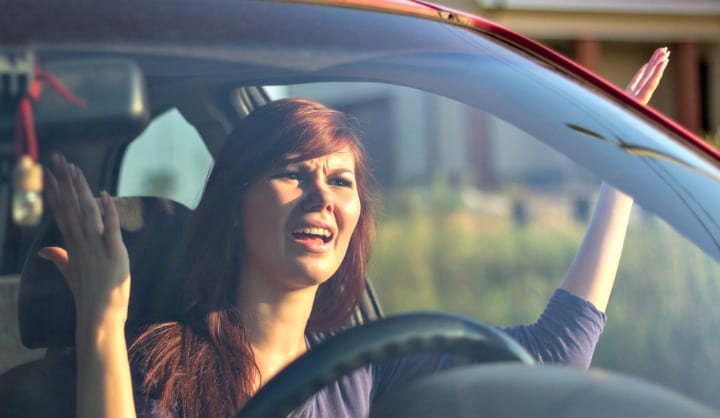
625, 47, 670, 105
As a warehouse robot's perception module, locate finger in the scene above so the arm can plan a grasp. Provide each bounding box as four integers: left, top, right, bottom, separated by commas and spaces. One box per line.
625, 63, 648, 92
624, 47, 668, 93
633, 56, 669, 105
51, 153, 81, 216
73, 166, 104, 236
37, 246, 71, 283
648, 47, 667, 66
100, 191, 123, 254
656, 46, 669, 60
44, 163, 81, 245
644, 47, 667, 73
632, 48, 669, 95
50, 154, 89, 247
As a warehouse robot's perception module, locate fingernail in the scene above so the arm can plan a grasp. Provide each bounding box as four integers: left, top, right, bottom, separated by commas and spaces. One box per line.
69, 163, 78, 178
37, 249, 49, 260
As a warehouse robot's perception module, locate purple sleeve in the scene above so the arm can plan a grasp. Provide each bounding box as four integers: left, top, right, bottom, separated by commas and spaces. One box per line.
372, 289, 606, 401
501, 288, 606, 369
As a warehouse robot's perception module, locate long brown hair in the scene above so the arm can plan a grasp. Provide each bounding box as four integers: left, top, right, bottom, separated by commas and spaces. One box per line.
129, 98, 376, 417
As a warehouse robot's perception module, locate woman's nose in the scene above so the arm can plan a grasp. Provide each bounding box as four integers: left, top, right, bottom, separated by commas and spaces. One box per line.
302, 183, 334, 213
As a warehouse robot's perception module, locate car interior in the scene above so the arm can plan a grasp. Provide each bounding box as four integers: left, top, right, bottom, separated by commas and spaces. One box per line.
0, 52, 391, 416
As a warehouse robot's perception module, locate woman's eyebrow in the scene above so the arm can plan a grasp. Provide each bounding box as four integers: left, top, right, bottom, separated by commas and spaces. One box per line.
328, 167, 355, 176
282, 162, 307, 171
285, 160, 355, 175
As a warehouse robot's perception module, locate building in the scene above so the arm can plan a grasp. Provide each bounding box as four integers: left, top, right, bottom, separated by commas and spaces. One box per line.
445, 0, 720, 135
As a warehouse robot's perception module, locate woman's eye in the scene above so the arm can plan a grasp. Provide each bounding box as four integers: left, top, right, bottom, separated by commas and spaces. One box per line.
329, 177, 353, 188
277, 172, 302, 181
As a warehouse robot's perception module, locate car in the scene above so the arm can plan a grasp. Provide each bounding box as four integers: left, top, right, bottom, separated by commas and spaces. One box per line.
0, 0, 719, 417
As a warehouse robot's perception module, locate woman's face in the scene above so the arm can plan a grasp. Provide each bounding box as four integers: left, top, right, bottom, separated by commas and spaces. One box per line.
240, 146, 362, 291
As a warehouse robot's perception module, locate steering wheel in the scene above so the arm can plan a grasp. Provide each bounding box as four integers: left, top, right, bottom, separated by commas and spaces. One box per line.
236, 312, 535, 418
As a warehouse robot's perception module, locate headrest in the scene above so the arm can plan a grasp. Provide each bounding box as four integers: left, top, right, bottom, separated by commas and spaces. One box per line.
18, 196, 193, 349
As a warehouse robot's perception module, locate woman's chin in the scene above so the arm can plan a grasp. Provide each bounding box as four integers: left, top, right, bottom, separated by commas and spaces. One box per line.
286, 259, 339, 287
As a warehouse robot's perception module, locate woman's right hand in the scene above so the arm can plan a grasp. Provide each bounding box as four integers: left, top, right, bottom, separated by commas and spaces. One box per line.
40, 153, 131, 330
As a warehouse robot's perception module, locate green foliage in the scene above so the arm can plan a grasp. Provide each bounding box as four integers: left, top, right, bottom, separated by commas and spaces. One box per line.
596, 222, 720, 409
369, 188, 720, 411
372, 184, 582, 325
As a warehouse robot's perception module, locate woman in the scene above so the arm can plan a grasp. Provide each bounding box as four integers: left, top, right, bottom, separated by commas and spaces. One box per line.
40, 48, 669, 418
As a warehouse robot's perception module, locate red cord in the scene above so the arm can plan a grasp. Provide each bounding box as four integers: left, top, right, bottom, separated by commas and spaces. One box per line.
14, 99, 38, 160
37, 70, 86, 108
13, 59, 87, 161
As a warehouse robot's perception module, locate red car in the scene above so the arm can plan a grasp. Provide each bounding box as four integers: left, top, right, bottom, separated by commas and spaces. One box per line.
0, 1, 718, 417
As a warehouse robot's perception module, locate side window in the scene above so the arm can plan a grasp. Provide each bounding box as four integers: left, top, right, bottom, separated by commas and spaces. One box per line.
118, 109, 213, 209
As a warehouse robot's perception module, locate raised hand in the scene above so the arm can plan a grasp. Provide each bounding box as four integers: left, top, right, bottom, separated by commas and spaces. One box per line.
40, 153, 130, 328
625, 47, 670, 105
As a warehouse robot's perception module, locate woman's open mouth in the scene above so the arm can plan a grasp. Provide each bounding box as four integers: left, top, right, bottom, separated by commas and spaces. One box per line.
292, 227, 333, 251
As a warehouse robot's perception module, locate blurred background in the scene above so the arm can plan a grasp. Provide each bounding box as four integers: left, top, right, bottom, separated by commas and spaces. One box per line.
442, 0, 720, 142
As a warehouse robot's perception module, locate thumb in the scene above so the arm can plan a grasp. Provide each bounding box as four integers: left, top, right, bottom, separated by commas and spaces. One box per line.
38, 246, 71, 279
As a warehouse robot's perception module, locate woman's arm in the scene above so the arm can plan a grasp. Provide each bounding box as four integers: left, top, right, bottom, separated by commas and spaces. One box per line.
503, 49, 670, 368
560, 47, 670, 312
559, 184, 633, 312
40, 153, 136, 418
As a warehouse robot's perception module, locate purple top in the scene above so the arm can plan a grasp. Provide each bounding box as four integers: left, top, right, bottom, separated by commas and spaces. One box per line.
137, 289, 606, 417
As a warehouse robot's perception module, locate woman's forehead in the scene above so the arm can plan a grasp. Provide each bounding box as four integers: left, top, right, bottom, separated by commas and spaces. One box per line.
285, 147, 357, 172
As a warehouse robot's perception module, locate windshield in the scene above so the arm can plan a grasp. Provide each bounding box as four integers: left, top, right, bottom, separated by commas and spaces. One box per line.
28, 0, 717, 258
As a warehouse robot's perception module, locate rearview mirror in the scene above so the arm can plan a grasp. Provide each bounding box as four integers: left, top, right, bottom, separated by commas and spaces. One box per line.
0, 56, 150, 143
